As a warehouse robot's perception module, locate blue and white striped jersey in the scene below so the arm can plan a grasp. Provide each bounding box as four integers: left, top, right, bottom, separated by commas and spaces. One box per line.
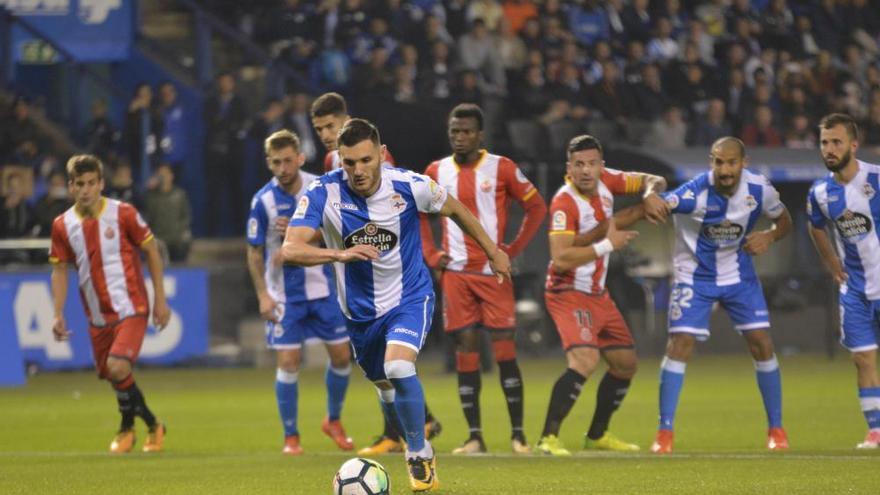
807, 160, 880, 300
289, 168, 448, 322
247, 173, 334, 303
662, 169, 785, 286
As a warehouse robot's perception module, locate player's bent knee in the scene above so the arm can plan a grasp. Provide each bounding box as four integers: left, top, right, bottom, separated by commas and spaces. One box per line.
566, 348, 599, 377
384, 360, 417, 380
454, 327, 481, 353
105, 357, 131, 382
853, 351, 878, 370
276, 349, 301, 372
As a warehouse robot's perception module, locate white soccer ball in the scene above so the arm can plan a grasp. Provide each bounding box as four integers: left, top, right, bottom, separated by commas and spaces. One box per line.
332, 457, 390, 495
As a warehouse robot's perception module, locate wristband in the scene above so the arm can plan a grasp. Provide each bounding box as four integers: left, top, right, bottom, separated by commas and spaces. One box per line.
594, 238, 614, 257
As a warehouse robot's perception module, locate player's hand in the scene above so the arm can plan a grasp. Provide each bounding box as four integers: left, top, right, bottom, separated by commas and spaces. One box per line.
153, 298, 171, 331
607, 221, 639, 250
259, 293, 280, 322
643, 193, 670, 224
829, 258, 848, 285
52, 316, 71, 341
489, 248, 512, 283
743, 231, 774, 256
274, 216, 290, 236
335, 244, 380, 263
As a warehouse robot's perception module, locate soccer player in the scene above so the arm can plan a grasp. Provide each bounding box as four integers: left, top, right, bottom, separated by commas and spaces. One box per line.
283, 118, 510, 492
246, 129, 354, 455
49, 154, 169, 453
807, 113, 880, 449
651, 137, 792, 453
421, 103, 547, 455
311, 92, 442, 456
536, 135, 669, 456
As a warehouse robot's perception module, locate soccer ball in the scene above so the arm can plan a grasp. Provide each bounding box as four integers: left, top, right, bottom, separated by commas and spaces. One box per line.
332, 457, 390, 495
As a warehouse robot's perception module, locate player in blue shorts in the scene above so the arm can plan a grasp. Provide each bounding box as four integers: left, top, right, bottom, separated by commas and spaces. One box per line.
807, 113, 880, 449
651, 137, 793, 453
246, 130, 354, 455
283, 118, 510, 492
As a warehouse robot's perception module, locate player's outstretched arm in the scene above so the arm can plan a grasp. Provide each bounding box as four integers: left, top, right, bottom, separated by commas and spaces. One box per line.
552, 222, 638, 272
282, 226, 379, 266
439, 195, 511, 282
142, 239, 171, 330
572, 204, 646, 247
808, 223, 848, 285
743, 207, 792, 256
246, 245, 279, 322
50, 262, 71, 341
636, 173, 670, 224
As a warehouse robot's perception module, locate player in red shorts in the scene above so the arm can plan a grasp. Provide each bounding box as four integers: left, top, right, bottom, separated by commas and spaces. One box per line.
309, 93, 443, 455
536, 135, 669, 455
421, 103, 548, 454
49, 155, 171, 454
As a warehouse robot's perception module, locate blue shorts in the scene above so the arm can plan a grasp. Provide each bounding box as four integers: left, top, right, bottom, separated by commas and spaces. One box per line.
668, 279, 770, 341
266, 297, 348, 349
347, 294, 434, 382
839, 288, 880, 352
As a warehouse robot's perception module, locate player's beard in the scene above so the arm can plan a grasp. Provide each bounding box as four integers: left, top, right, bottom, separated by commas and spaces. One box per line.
823, 149, 851, 173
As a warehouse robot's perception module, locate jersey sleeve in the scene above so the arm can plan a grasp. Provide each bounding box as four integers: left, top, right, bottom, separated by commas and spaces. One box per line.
289, 179, 328, 230
49, 217, 75, 264
410, 172, 448, 214
246, 195, 268, 246
383, 148, 396, 166
323, 152, 335, 172
806, 183, 826, 228
661, 179, 699, 214
761, 179, 785, 219
548, 193, 579, 236
121, 204, 154, 246
500, 158, 538, 201
601, 168, 643, 195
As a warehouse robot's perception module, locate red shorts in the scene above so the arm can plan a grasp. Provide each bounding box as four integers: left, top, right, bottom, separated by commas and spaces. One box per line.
89, 315, 148, 379
442, 271, 516, 331
545, 291, 634, 351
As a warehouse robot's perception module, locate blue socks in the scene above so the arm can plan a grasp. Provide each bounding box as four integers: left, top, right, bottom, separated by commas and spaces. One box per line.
755, 356, 783, 428
325, 363, 351, 421
391, 375, 427, 452
659, 357, 686, 431
858, 387, 880, 429
275, 368, 299, 437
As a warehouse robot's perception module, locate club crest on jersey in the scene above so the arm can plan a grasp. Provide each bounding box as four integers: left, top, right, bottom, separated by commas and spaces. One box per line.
835, 209, 872, 243
292, 196, 309, 219
104, 227, 115, 239
601, 196, 613, 209
665, 194, 680, 209
344, 222, 398, 253
701, 219, 744, 245
745, 195, 757, 211
390, 193, 407, 212
480, 179, 492, 193
552, 211, 567, 231
864, 183, 875, 199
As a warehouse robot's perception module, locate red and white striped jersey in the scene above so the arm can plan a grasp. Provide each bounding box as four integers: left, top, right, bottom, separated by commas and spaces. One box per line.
324, 147, 396, 172
49, 198, 154, 327
546, 169, 643, 294
425, 150, 539, 275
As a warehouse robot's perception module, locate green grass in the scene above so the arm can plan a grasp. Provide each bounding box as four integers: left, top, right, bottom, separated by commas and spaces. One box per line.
1, 355, 877, 494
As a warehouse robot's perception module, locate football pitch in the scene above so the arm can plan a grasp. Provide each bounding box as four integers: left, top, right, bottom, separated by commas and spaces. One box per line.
2, 354, 877, 494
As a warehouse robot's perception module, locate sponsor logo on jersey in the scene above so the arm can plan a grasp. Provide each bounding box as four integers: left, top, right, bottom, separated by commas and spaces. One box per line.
390, 193, 407, 212
247, 218, 259, 239
332, 201, 359, 211
701, 219, 744, 244
835, 209, 872, 242
390, 327, 419, 338
344, 222, 398, 252
292, 196, 309, 219
552, 211, 567, 231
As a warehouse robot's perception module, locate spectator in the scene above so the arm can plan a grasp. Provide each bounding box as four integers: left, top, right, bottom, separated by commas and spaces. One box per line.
0, 172, 33, 261
646, 16, 680, 66
657, 0, 687, 39
760, 0, 793, 51
419, 40, 454, 103
585, 40, 616, 84
83, 98, 119, 163
105, 162, 140, 207
249, 99, 287, 144
393, 64, 418, 103
679, 18, 715, 66
513, 64, 552, 119
1, 96, 41, 162
644, 105, 688, 150
568, 0, 609, 47
520, 17, 543, 51
540, 16, 570, 61
284, 93, 319, 164
260, 0, 319, 46
334, 0, 371, 46
158, 82, 187, 172
695, 0, 727, 37
451, 69, 483, 106
790, 15, 820, 60
203, 73, 245, 236
352, 45, 395, 98
444, 0, 470, 38
845, 0, 880, 55
672, 63, 712, 119
350, 17, 398, 65
124, 83, 164, 190
621, 0, 652, 43
688, 98, 733, 146
741, 105, 782, 146
588, 60, 629, 129
501, 0, 537, 33
414, 15, 454, 59
32, 170, 72, 238
457, 18, 506, 95
629, 63, 672, 122
812, 0, 847, 53
784, 113, 817, 149
496, 17, 528, 79
744, 47, 776, 88
623, 40, 647, 84
541, 0, 569, 29
144, 164, 192, 263
466, 0, 503, 31
862, 99, 880, 150
724, 0, 761, 39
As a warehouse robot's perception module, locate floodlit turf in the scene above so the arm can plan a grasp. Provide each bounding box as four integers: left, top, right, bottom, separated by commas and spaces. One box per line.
1, 354, 877, 494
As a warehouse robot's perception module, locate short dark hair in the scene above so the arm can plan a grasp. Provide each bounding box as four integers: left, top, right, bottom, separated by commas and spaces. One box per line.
449, 103, 484, 130
338, 118, 381, 148
567, 135, 603, 158
819, 112, 860, 141
711, 136, 746, 158
66, 154, 104, 180
311, 92, 348, 119
264, 129, 301, 154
